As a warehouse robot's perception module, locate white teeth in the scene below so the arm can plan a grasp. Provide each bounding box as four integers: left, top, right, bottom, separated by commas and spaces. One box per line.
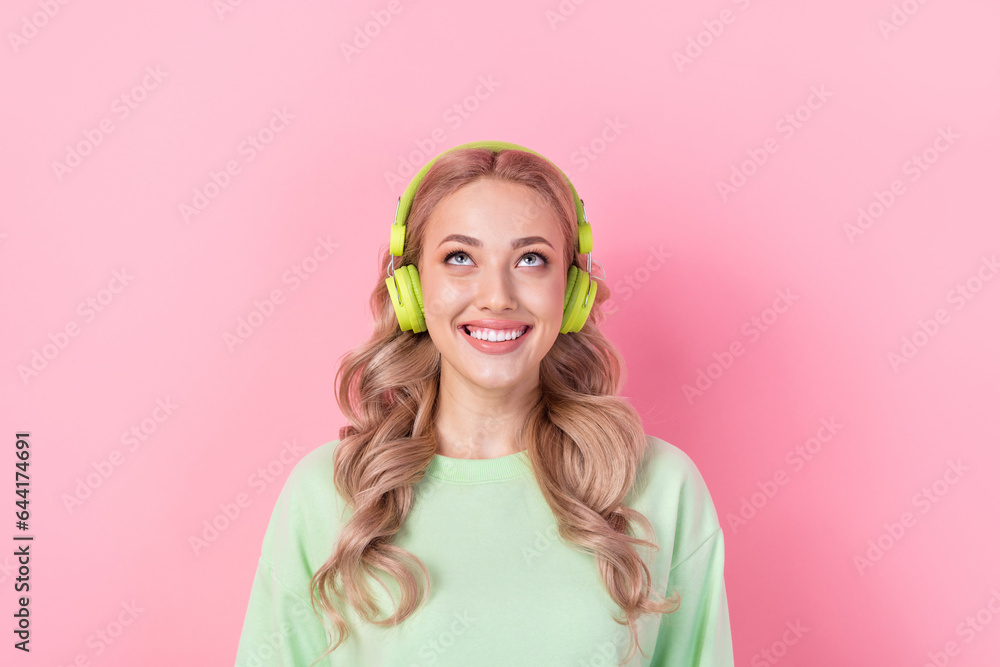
464, 326, 527, 341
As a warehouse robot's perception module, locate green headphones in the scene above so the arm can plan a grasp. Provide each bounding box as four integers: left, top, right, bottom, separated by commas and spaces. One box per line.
385, 140, 602, 335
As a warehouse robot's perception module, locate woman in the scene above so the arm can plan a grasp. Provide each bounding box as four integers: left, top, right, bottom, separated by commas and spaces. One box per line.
235, 141, 734, 666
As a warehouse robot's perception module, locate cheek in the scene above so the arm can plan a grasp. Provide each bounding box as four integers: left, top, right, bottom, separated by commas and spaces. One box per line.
537, 281, 567, 319
420, 274, 467, 321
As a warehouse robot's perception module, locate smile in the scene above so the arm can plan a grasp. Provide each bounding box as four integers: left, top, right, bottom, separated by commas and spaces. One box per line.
461, 325, 529, 341
457, 324, 532, 355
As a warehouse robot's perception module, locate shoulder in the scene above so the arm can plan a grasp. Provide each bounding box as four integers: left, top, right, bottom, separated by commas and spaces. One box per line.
628, 435, 723, 564
632, 435, 716, 506
283, 438, 341, 492
260, 439, 345, 567
278, 439, 345, 520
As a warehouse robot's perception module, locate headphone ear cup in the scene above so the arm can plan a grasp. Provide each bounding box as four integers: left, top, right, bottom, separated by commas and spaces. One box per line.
386, 272, 410, 331
563, 264, 579, 314
385, 263, 426, 333
561, 265, 589, 333
560, 265, 579, 334
397, 264, 425, 333
404, 264, 426, 333
567, 276, 596, 333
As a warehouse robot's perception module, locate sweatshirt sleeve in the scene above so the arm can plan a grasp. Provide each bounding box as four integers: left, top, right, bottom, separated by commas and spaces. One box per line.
648, 528, 734, 666
234, 556, 334, 666
235, 443, 343, 667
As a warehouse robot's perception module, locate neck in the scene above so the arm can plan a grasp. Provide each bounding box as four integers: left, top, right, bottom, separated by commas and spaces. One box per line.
433, 365, 541, 459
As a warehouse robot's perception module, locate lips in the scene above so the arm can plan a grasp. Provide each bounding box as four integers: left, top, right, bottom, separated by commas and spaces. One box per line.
458, 320, 533, 353
459, 321, 530, 338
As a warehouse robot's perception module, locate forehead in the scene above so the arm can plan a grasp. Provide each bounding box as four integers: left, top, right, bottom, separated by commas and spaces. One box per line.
423, 178, 564, 243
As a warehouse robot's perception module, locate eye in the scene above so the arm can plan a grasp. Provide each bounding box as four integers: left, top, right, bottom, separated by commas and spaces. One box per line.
518, 251, 551, 267
443, 250, 472, 266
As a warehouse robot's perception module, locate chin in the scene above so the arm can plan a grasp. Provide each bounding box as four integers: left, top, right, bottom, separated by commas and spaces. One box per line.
464, 366, 537, 388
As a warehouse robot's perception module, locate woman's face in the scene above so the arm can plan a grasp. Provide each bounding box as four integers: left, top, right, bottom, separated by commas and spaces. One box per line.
418, 178, 568, 395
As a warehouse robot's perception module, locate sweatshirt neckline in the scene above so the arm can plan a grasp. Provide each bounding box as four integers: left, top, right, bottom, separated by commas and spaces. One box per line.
425, 449, 531, 482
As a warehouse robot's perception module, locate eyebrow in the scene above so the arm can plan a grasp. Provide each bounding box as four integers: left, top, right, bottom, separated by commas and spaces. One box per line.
436, 234, 554, 250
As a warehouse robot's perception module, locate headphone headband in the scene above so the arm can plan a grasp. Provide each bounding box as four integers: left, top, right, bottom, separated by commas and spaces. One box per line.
392, 140, 591, 255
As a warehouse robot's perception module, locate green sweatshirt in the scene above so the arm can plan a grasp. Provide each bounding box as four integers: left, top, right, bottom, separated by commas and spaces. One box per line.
235, 435, 734, 666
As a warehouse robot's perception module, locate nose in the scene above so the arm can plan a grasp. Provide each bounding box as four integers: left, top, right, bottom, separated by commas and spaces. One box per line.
476, 263, 517, 313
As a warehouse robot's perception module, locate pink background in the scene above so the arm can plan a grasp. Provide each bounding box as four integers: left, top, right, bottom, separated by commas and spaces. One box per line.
3, 1, 999, 665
